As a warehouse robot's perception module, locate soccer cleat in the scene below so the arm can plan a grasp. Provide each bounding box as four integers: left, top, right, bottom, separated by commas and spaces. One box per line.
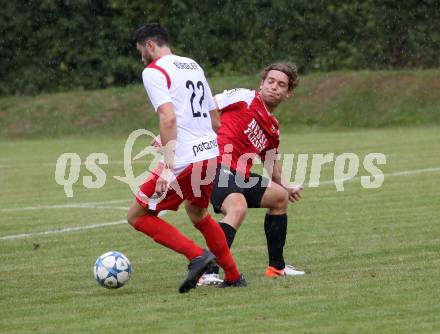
265, 264, 305, 278
179, 249, 216, 293
197, 273, 224, 286
217, 273, 247, 288
283, 264, 305, 276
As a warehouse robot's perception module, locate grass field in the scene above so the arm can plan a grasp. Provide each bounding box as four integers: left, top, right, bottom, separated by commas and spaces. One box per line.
2, 69, 440, 138
1, 127, 439, 333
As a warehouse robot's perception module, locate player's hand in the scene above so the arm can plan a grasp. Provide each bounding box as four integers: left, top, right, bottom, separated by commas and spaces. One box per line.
155, 166, 173, 196
287, 185, 303, 203
151, 136, 162, 154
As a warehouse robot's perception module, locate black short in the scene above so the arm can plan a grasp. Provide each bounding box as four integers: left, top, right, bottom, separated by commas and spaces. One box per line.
210, 164, 269, 214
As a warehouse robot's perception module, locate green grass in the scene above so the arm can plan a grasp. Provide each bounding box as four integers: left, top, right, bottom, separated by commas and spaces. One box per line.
1, 69, 440, 138
1, 127, 440, 333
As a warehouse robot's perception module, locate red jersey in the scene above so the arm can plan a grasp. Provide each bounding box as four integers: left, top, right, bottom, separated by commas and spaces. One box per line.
215, 88, 280, 177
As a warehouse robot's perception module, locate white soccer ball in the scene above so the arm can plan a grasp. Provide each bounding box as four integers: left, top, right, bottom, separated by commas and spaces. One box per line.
93, 251, 132, 289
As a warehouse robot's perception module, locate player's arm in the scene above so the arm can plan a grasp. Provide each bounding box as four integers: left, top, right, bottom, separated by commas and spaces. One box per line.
209, 97, 221, 133
157, 102, 176, 169
142, 68, 176, 167
142, 67, 176, 195
152, 103, 176, 196
210, 108, 221, 133
202, 78, 221, 133
271, 159, 283, 185
270, 159, 302, 203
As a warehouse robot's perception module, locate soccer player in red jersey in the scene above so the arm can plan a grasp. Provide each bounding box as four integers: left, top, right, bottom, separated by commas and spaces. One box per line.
199, 63, 305, 286
127, 23, 245, 292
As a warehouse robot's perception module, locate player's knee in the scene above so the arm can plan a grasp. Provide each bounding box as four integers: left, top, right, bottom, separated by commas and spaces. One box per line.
126, 214, 134, 227
188, 211, 206, 225
229, 202, 247, 221
185, 202, 207, 225
272, 188, 288, 211
280, 190, 289, 208
127, 211, 138, 227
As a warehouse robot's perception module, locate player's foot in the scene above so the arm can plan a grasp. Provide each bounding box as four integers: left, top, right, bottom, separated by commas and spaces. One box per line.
217, 273, 247, 288
179, 249, 216, 293
205, 262, 220, 275
265, 264, 305, 278
197, 273, 223, 286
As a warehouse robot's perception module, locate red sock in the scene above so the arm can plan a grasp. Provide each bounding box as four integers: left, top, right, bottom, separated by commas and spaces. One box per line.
134, 215, 203, 260
195, 214, 240, 282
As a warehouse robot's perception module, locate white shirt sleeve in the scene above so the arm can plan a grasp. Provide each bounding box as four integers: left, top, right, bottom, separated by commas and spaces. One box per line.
215, 88, 253, 110
142, 68, 172, 112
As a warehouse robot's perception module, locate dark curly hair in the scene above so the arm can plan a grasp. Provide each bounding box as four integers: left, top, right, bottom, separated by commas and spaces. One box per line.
133, 23, 169, 47
261, 63, 299, 91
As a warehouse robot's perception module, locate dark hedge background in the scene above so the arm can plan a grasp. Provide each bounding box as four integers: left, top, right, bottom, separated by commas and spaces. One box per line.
1, 0, 439, 95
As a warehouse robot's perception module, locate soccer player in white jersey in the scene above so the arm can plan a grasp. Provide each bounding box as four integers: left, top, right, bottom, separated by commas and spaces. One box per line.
126, 23, 246, 292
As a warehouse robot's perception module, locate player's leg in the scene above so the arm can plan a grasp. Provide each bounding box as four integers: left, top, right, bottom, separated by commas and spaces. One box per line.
219, 192, 248, 244
210, 165, 249, 249
181, 158, 244, 290
259, 182, 305, 276
213, 174, 286, 270
260, 181, 288, 214
198, 193, 247, 285
128, 170, 217, 293
197, 164, 248, 285
127, 200, 204, 261
259, 182, 288, 270
185, 201, 244, 285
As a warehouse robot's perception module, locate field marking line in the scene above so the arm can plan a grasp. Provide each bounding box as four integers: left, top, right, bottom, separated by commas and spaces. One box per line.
315, 167, 440, 186
1, 166, 439, 213
0, 166, 439, 241
0, 211, 168, 241
0, 220, 126, 240
0, 160, 149, 169
90, 206, 129, 210
0, 199, 129, 213
2, 166, 439, 213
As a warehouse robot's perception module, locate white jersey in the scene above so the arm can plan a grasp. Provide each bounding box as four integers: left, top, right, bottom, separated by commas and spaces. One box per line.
142, 54, 218, 171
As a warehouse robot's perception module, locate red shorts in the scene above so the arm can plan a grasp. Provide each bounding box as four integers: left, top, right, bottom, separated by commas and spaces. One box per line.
136, 158, 217, 212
